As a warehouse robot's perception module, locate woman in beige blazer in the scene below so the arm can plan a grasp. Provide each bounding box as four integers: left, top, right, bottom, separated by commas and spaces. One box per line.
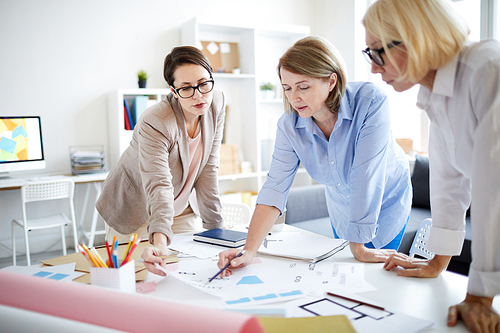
96, 46, 225, 275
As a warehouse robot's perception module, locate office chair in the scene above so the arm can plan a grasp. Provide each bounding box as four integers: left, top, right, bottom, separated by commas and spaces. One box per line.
221, 202, 251, 229
409, 218, 435, 260
12, 179, 79, 266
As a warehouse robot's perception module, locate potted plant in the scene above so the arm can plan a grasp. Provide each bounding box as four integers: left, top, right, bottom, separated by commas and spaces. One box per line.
137, 70, 148, 88
259, 82, 275, 99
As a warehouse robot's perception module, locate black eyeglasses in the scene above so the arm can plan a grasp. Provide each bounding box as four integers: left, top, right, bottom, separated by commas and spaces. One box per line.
172, 79, 214, 99
362, 41, 401, 67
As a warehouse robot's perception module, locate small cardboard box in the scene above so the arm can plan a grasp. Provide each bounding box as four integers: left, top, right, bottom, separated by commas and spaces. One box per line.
219, 144, 240, 175
90, 260, 136, 293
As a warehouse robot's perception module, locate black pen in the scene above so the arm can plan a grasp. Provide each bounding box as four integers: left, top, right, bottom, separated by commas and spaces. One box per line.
206, 250, 246, 285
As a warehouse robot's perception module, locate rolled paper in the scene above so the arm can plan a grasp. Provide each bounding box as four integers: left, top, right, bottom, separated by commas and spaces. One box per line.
0, 271, 263, 333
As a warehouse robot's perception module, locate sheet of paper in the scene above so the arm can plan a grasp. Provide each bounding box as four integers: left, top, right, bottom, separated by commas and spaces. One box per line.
285, 294, 434, 333
1, 263, 85, 282
258, 232, 348, 261
168, 233, 223, 259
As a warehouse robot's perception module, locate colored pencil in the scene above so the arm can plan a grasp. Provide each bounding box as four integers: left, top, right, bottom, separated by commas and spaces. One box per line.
105, 241, 114, 268
122, 237, 141, 266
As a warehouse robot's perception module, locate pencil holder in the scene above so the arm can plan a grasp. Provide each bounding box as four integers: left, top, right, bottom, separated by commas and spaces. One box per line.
90, 260, 136, 293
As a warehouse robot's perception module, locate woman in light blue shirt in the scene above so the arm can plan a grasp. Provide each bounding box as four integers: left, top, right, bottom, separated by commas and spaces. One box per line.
218, 36, 411, 272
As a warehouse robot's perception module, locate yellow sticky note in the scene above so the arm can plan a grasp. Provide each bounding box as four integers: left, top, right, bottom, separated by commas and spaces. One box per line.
257, 315, 356, 333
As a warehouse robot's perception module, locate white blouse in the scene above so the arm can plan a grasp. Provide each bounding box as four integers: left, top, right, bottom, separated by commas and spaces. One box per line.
417, 40, 500, 297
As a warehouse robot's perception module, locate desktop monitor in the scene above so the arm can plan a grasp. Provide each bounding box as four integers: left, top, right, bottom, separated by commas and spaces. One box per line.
0, 116, 45, 177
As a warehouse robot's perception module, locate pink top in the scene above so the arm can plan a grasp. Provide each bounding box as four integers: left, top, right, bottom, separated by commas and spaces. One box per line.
173, 121, 203, 216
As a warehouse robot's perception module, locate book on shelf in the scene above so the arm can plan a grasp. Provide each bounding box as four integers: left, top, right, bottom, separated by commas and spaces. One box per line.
131, 96, 149, 126
124, 99, 134, 130
124, 106, 131, 130
193, 228, 247, 248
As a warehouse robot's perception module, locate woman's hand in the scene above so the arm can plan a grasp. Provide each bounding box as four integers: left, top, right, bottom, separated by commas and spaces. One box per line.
448, 294, 500, 332
217, 248, 255, 278
350, 242, 396, 263
383, 253, 451, 278
141, 243, 170, 276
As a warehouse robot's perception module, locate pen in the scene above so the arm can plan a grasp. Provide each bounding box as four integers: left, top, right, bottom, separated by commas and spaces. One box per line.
206, 250, 246, 285
327, 292, 385, 311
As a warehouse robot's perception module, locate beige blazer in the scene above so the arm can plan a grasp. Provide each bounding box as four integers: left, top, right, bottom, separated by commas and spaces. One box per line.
96, 90, 225, 245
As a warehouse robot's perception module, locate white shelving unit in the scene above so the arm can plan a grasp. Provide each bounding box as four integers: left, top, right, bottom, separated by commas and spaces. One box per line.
107, 18, 314, 195
107, 89, 170, 168
181, 17, 313, 194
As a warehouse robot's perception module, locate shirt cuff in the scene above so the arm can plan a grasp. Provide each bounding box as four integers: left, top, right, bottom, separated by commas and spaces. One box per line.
148, 224, 174, 247
345, 222, 378, 244
256, 188, 287, 217
468, 268, 500, 297
427, 226, 465, 255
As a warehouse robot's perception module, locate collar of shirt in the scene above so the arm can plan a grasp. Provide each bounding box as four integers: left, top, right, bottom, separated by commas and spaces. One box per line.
293, 94, 353, 138
417, 52, 459, 109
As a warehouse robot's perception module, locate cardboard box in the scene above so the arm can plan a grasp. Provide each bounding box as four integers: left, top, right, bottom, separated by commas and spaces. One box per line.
396, 138, 413, 154
219, 144, 240, 175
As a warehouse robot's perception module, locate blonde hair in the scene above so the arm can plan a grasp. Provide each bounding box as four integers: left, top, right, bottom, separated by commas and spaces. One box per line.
278, 36, 347, 115
363, 0, 469, 83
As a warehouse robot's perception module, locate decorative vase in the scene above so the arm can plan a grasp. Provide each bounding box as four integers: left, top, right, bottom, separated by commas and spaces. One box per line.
138, 80, 147, 88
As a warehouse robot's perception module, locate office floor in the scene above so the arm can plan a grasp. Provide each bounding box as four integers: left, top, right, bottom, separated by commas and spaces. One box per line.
0, 249, 74, 269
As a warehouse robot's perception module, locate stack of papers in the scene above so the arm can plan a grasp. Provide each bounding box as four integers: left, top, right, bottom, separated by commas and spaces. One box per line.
70, 145, 106, 175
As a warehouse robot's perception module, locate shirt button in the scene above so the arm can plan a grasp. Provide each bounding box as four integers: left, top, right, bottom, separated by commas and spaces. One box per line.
337, 183, 341, 186
346, 195, 350, 198
330, 161, 335, 164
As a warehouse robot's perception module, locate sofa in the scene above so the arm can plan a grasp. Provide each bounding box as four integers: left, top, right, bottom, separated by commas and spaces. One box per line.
284, 154, 472, 276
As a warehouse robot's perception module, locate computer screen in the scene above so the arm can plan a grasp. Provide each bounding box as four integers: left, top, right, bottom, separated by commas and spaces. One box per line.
0, 116, 46, 177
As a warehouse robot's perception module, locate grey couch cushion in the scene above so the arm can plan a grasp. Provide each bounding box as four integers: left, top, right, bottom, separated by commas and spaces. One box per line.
285, 185, 328, 224
411, 155, 430, 209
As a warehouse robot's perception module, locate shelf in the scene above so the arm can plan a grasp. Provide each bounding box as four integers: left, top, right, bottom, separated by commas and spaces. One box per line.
213, 73, 256, 79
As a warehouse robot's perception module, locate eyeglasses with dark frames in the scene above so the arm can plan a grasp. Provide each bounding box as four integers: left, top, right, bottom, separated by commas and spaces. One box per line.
172, 79, 214, 99
362, 41, 401, 67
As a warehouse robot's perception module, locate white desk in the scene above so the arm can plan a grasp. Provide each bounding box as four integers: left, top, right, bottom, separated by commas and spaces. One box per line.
1, 226, 498, 332
142, 227, 499, 333
0, 172, 108, 247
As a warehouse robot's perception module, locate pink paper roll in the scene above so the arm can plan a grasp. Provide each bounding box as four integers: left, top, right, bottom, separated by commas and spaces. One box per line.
0, 271, 263, 333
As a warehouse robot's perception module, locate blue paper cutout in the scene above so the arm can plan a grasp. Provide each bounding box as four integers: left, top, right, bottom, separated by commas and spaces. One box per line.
236, 275, 264, 285
0, 137, 16, 154
33, 271, 52, 278
47, 273, 70, 280
253, 293, 278, 301
12, 125, 27, 139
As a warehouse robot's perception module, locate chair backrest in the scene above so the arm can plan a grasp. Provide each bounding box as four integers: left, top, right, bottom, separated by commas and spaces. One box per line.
221, 202, 251, 228
21, 179, 75, 203
409, 218, 435, 259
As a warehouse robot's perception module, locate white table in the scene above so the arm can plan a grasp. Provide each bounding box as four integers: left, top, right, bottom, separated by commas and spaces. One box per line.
0, 172, 108, 247
142, 226, 500, 333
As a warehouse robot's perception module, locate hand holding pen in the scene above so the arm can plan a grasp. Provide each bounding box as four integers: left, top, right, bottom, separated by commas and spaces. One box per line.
216, 248, 253, 278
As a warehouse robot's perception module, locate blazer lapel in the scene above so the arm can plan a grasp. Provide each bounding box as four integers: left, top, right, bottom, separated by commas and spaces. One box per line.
170, 96, 190, 186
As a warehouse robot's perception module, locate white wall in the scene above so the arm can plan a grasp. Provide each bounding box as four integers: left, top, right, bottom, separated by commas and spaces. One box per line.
0, 0, 322, 259
1, 0, 420, 260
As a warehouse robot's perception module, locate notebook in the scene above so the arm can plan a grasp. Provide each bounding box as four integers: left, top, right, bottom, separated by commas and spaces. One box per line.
193, 228, 247, 248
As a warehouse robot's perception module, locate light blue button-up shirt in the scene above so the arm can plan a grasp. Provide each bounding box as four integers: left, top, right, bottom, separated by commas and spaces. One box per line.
257, 82, 412, 248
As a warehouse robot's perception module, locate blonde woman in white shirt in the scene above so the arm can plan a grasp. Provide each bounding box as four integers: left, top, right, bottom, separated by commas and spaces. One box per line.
363, 0, 500, 331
